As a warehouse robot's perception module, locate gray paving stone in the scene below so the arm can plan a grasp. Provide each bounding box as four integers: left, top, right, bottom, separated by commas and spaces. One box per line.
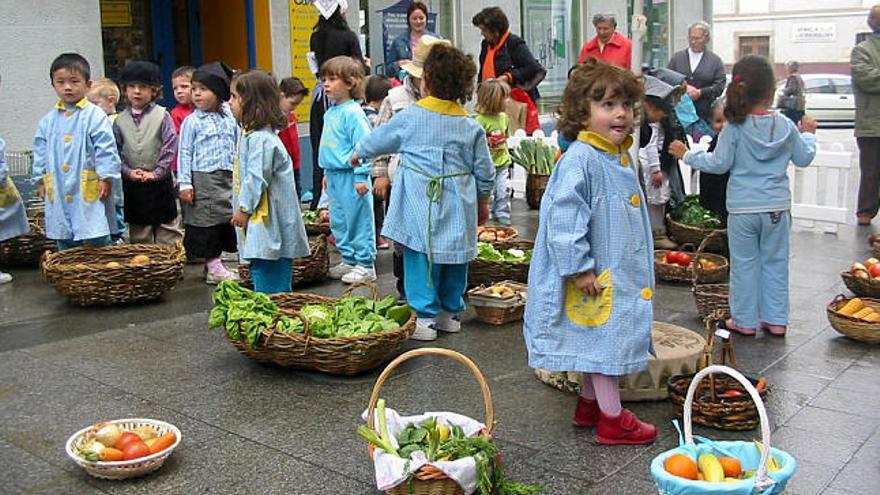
783, 459, 840, 495
810, 386, 880, 419
772, 425, 860, 468
786, 406, 879, 444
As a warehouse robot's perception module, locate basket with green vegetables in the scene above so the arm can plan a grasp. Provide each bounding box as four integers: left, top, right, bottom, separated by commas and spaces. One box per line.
470, 241, 534, 286
509, 139, 558, 176
670, 195, 722, 229
301, 209, 330, 236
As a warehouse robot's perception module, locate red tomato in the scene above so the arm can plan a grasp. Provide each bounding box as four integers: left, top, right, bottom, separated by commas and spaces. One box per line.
122, 440, 152, 460
149, 432, 176, 454
114, 431, 141, 451
869, 263, 880, 278
665, 252, 681, 265
676, 253, 693, 267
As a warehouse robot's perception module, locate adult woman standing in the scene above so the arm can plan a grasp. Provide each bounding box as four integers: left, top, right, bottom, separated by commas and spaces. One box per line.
384, 2, 440, 79
309, 3, 367, 210
472, 6, 542, 104
778, 60, 805, 124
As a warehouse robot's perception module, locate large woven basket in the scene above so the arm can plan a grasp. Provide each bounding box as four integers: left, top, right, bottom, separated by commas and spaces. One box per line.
840, 271, 880, 298
666, 213, 727, 253
226, 282, 415, 375
467, 281, 528, 325
305, 221, 331, 236
826, 295, 880, 344
366, 348, 495, 495
655, 241, 728, 284
691, 232, 730, 320
41, 243, 185, 306
0, 216, 57, 267
468, 240, 533, 286
525, 174, 549, 209
65, 418, 181, 480
237, 235, 329, 288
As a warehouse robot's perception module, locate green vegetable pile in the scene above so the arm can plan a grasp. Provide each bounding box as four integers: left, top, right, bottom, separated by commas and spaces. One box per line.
301, 210, 320, 224
671, 195, 722, 229
510, 139, 557, 176
358, 400, 542, 495
477, 242, 532, 263
208, 281, 412, 346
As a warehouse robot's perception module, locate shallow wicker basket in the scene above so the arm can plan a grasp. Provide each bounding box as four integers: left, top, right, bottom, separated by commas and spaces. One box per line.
226, 282, 415, 375
840, 271, 880, 298
41, 243, 185, 306
238, 235, 329, 288
467, 281, 528, 325
65, 418, 181, 480
366, 348, 495, 495
0, 216, 57, 267
476, 225, 518, 243
654, 244, 728, 284
525, 174, 549, 209
305, 221, 331, 236
666, 213, 727, 253
469, 240, 533, 286
826, 294, 880, 344
690, 233, 730, 319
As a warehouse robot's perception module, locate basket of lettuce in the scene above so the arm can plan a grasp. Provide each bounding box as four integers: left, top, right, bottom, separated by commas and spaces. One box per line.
209, 281, 415, 375
469, 241, 533, 286
667, 195, 727, 253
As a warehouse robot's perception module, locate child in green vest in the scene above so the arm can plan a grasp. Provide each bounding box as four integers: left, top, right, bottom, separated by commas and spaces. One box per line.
475, 79, 513, 225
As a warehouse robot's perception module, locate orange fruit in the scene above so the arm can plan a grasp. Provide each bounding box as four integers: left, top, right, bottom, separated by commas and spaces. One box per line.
718, 457, 742, 478
664, 453, 699, 480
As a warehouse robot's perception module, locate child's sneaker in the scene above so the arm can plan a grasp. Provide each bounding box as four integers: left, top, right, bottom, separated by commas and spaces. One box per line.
411, 318, 438, 341
435, 311, 461, 333
572, 396, 600, 427
205, 266, 239, 285
329, 262, 355, 279
495, 217, 512, 227
0, 271, 12, 284
342, 266, 377, 284
596, 409, 657, 445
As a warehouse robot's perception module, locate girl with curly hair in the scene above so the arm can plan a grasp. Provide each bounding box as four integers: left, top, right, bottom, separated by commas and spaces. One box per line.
351, 44, 495, 341
524, 58, 657, 445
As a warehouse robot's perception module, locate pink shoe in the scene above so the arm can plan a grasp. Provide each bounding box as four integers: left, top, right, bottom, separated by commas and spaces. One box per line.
761, 322, 787, 336
376, 238, 390, 250
725, 318, 756, 336
572, 396, 600, 427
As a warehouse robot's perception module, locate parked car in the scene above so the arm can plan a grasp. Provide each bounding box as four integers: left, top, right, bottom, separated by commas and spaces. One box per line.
775, 74, 854, 124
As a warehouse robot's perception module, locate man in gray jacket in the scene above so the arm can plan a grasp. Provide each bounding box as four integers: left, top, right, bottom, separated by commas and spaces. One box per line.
853, 5, 880, 225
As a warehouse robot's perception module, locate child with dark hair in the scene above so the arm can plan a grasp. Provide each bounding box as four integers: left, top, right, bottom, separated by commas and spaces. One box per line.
114, 61, 181, 245
670, 55, 818, 337
351, 44, 495, 341
229, 70, 310, 294
698, 98, 730, 225
525, 58, 657, 445
362, 74, 393, 250
278, 76, 309, 199
33, 53, 122, 251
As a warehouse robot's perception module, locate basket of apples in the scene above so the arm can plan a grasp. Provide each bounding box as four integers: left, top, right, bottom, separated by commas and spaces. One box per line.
841, 257, 880, 298
655, 244, 728, 284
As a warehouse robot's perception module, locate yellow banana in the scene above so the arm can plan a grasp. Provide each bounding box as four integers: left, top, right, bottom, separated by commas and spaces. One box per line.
698, 453, 725, 482
753, 440, 781, 472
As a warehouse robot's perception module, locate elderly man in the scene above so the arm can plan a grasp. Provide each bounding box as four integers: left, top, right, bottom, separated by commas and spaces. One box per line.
667, 21, 726, 125
853, 5, 880, 225
578, 13, 632, 69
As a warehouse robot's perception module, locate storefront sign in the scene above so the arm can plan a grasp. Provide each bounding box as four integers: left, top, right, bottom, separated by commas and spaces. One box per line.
379, 0, 437, 75
793, 23, 836, 42
100, 1, 132, 28
289, 1, 318, 122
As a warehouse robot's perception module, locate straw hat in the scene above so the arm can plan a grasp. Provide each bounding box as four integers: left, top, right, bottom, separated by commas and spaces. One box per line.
400, 35, 451, 79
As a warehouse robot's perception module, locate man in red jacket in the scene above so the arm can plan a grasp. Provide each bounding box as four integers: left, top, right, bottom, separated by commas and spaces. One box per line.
578, 13, 632, 70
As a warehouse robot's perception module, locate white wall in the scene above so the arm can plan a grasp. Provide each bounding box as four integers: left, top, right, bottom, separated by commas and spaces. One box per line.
269, 0, 292, 78
459, 1, 521, 63
0, 1, 104, 151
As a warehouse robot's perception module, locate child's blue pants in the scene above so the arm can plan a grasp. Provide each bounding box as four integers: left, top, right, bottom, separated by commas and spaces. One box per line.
326, 170, 376, 268
403, 247, 467, 319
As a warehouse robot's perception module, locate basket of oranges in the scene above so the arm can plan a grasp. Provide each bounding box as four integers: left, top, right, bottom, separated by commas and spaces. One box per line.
651, 365, 796, 494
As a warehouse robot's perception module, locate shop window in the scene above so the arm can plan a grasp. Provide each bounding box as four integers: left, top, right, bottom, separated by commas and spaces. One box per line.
521, 0, 577, 111
738, 35, 770, 59
643, 0, 670, 69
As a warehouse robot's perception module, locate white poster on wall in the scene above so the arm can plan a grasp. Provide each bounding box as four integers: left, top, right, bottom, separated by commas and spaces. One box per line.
792, 23, 836, 42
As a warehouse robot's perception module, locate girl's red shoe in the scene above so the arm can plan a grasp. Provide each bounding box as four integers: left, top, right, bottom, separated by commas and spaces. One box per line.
572, 396, 600, 427
596, 409, 657, 445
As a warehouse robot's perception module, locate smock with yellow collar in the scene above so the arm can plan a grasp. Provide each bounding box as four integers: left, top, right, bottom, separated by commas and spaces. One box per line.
523, 131, 655, 376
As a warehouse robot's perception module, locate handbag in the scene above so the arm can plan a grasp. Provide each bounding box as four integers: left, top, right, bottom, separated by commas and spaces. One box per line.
515, 64, 547, 93
778, 95, 798, 111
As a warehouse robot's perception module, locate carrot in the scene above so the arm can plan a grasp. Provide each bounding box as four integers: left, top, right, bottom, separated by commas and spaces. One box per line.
756, 377, 766, 392
148, 432, 176, 454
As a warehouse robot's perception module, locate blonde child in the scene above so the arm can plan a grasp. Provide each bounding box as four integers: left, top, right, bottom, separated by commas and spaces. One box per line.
229, 70, 310, 294
523, 58, 657, 445
475, 79, 513, 226
178, 62, 240, 284
170, 66, 195, 133
278, 76, 309, 199
669, 55, 817, 337
33, 53, 121, 251
352, 44, 495, 341
318, 56, 376, 284
1, 69, 29, 283
87, 78, 120, 121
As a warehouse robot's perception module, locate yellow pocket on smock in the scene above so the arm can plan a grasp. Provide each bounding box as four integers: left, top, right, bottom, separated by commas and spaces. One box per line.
0, 177, 21, 207
250, 191, 270, 224
565, 269, 613, 327
42, 173, 55, 203
80, 170, 100, 202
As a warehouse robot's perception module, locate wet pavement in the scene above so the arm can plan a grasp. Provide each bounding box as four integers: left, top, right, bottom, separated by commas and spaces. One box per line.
1, 131, 878, 494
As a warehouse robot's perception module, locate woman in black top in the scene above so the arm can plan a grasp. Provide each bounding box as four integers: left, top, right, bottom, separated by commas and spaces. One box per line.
472, 7, 542, 103
308, 6, 367, 210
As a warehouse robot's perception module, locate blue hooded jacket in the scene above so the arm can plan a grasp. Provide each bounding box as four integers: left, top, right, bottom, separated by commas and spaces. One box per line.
683, 112, 816, 214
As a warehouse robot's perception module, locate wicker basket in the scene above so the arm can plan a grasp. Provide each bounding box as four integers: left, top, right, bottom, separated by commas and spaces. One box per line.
467, 281, 528, 325
654, 241, 728, 284
226, 282, 415, 375
840, 271, 880, 298
476, 225, 518, 243
365, 348, 495, 495
237, 235, 329, 288
468, 240, 533, 286
525, 174, 549, 209
0, 216, 57, 267
41, 243, 185, 306
826, 294, 880, 344
666, 213, 727, 253
65, 418, 182, 480
305, 222, 331, 237
667, 313, 769, 430
691, 233, 730, 320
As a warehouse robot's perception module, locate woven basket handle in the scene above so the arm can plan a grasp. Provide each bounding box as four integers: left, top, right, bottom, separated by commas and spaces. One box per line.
343, 281, 379, 301
679, 243, 696, 253
830, 293, 847, 305
366, 348, 494, 434
692, 230, 721, 285
683, 365, 773, 487
265, 310, 311, 344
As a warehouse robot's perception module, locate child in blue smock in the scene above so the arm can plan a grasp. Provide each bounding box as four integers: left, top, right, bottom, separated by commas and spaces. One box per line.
318, 56, 376, 284
229, 70, 310, 294
670, 55, 817, 337
523, 58, 657, 445
352, 44, 495, 341
32, 53, 121, 251
1, 135, 29, 284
